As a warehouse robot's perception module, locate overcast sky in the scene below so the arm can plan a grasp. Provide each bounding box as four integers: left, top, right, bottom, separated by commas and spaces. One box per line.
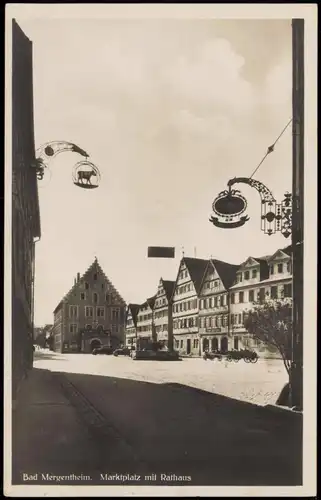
16, 17, 293, 325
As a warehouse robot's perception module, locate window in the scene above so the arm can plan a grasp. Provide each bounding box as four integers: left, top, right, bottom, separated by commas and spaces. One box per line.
69, 324, 78, 334
244, 271, 250, 280
80, 292, 86, 300
252, 269, 257, 279
101, 283, 104, 289
69, 305, 78, 318
105, 293, 110, 304
249, 290, 254, 302
287, 261, 291, 273
193, 339, 199, 349
85, 306, 93, 317
278, 263, 283, 273
284, 284, 292, 297
238, 314, 242, 324
237, 273, 243, 283
180, 340, 184, 348
112, 308, 120, 320
85, 282, 89, 290
239, 292, 244, 304
270, 265, 274, 275
175, 340, 179, 349
97, 306, 105, 318
221, 295, 226, 306
93, 273, 97, 280
271, 286, 278, 299
93, 292, 98, 303
214, 297, 218, 307
230, 293, 235, 304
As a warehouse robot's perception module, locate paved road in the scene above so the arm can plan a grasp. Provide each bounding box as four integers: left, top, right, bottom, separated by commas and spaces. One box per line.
34, 350, 288, 406
32, 351, 301, 486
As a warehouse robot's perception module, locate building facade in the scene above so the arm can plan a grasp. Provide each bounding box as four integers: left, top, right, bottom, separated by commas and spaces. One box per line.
153, 279, 175, 350
172, 257, 208, 356
135, 296, 156, 350
11, 20, 41, 399
229, 248, 292, 356
125, 304, 140, 348
52, 258, 126, 353
198, 260, 239, 354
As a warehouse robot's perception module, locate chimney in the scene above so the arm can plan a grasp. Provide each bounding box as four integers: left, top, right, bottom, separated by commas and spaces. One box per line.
77, 272, 80, 282
74, 278, 76, 286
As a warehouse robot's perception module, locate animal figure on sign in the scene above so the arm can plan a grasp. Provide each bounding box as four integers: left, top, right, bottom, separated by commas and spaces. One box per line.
77, 169, 97, 185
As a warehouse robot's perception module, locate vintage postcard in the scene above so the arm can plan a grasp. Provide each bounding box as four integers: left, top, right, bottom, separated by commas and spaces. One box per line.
4, 3, 317, 497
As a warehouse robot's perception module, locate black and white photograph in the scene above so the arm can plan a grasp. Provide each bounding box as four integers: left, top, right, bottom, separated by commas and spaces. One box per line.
4, 4, 317, 497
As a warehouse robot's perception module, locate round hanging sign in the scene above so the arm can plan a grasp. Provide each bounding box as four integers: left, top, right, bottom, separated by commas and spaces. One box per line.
210, 189, 250, 229
72, 160, 101, 189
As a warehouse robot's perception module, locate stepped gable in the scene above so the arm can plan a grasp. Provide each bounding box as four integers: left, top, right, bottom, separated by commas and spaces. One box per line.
53, 257, 125, 314
162, 280, 175, 302
211, 259, 240, 290
183, 257, 209, 294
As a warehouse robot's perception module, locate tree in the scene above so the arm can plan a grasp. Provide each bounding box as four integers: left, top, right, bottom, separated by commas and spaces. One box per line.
243, 297, 293, 376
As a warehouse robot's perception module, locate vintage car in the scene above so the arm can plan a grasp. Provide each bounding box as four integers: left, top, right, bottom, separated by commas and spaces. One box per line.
92, 346, 114, 355
113, 347, 132, 357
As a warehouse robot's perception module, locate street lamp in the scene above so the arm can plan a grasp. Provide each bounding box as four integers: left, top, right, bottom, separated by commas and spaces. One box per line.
208, 19, 304, 411
31, 140, 101, 189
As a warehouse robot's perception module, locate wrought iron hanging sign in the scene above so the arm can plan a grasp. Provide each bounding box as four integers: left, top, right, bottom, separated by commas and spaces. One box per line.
31, 140, 101, 189
209, 177, 292, 238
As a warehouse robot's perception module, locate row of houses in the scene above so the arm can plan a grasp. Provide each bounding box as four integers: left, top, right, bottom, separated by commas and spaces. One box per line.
125, 246, 293, 357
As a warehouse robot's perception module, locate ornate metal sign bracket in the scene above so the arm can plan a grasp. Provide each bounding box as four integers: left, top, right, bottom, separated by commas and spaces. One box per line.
210, 177, 292, 238
31, 141, 101, 189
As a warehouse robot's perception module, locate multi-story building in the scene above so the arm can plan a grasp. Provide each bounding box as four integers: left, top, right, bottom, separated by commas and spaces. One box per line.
135, 296, 156, 349
11, 20, 41, 399
52, 258, 126, 353
125, 304, 140, 348
172, 257, 209, 356
198, 259, 240, 353
153, 279, 175, 350
229, 247, 292, 356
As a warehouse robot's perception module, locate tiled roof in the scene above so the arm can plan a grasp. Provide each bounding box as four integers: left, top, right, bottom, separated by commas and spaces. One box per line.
162, 280, 175, 301
53, 257, 126, 314
211, 259, 240, 289
183, 257, 210, 294
127, 303, 140, 325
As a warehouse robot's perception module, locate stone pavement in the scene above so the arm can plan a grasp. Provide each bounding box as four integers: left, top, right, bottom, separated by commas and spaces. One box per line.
11, 367, 102, 484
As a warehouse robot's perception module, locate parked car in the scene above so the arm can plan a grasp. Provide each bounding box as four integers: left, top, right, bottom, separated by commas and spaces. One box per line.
92, 346, 113, 355
113, 347, 131, 357
132, 349, 180, 361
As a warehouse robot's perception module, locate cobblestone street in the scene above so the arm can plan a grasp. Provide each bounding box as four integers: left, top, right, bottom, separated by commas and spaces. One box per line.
34, 350, 288, 406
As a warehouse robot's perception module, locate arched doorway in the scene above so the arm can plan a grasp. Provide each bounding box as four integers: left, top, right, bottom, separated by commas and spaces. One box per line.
221, 337, 228, 353
202, 338, 209, 352
211, 338, 219, 351
90, 338, 102, 352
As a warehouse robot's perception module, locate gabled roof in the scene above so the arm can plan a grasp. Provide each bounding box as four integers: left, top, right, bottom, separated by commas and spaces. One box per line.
53, 257, 126, 314
146, 295, 157, 309
177, 257, 209, 295
126, 304, 140, 326
162, 280, 175, 301
210, 259, 240, 290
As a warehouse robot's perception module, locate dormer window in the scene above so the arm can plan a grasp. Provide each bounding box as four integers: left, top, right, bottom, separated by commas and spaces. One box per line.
252, 269, 257, 279
244, 271, 250, 280
85, 282, 89, 290
270, 265, 274, 275
287, 261, 291, 273
237, 273, 243, 283
277, 263, 283, 273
